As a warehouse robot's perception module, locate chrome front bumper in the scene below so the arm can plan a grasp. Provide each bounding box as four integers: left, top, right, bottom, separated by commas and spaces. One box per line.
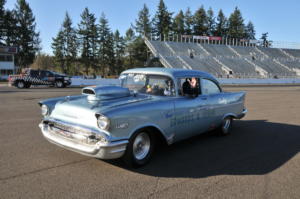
39, 119, 128, 159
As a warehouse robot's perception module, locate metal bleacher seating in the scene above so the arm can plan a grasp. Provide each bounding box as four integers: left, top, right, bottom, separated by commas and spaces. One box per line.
146, 39, 300, 78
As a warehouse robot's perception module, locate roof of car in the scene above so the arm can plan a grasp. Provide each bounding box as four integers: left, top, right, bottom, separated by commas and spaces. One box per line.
122, 67, 218, 82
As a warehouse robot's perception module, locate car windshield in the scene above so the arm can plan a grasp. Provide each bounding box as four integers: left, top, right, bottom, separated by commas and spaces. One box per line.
120, 73, 175, 96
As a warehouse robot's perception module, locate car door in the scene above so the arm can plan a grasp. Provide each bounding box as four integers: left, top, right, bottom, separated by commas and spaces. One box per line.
39, 71, 48, 83
45, 71, 55, 83
173, 77, 211, 141
201, 78, 224, 128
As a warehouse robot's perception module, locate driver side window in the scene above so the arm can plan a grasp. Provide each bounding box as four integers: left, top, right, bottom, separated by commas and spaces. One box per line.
178, 77, 200, 96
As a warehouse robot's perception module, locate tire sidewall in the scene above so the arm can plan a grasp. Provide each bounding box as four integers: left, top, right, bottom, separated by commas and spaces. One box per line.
123, 129, 154, 167
220, 117, 233, 135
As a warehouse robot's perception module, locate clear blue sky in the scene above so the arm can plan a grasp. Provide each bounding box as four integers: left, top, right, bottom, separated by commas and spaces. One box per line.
4, 0, 300, 54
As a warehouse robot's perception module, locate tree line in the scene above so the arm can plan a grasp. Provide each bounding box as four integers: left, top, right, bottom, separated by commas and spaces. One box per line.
1, 0, 266, 76
0, 0, 40, 69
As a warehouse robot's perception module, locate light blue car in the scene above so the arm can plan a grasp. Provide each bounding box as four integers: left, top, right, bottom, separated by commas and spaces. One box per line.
39, 68, 247, 167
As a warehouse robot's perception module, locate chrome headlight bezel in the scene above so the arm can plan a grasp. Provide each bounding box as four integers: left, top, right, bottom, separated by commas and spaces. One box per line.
96, 114, 110, 130
41, 104, 49, 116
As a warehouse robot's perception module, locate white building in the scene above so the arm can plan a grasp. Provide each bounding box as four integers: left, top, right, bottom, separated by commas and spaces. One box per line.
0, 46, 17, 80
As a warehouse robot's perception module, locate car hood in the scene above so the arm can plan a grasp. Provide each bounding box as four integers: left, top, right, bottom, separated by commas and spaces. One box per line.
50, 86, 152, 127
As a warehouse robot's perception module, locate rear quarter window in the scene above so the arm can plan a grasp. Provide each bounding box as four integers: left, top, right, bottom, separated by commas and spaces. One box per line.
201, 79, 221, 95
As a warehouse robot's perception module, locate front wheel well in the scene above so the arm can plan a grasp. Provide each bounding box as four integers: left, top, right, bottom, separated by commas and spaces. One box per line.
132, 126, 168, 146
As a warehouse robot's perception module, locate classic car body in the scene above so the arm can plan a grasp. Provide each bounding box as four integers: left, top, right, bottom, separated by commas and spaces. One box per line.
39, 68, 247, 166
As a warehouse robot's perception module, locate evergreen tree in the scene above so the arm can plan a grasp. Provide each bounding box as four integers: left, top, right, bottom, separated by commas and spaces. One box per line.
228, 7, 245, 39
52, 30, 66, 72
131, 36, 148, 67
184, 7, 193, 35
206, 7, 215, 36
98, 13, 114, 76
193, 5, 208, 35
0, 0, 6, 44
124, 27, 135, 68
14, 0, 40, 68
124, 24, 147, 69
152, 0, 172, 40
245, 21, 255, 39
0, 0, 4, 21
135, 4, 152, 37
215, 9, 228, 37
78, 7, 98, 74
113, 30, 125, 74
125, 27, 135, 42
52, 12, 78, 74
172, 10, 185, 35
3, 10, 18, 46
260, 32, 272, 47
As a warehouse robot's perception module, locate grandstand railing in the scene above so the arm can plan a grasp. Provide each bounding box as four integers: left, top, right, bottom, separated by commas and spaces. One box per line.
148, 34, 300, 50
212, 73, 299, 79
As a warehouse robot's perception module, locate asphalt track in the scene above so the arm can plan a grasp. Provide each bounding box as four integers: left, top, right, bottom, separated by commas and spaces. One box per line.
0, 85, 299, 199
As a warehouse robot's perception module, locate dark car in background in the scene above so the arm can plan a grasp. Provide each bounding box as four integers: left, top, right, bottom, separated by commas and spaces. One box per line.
8, 69, 71, 88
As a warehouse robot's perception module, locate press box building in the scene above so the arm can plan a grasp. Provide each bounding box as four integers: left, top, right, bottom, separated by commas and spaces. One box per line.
0, 46, 17, 79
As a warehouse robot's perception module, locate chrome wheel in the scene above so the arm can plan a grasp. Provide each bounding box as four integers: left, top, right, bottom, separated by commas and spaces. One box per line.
123, 129, 154, 167
56, 81, 63, 88
17, 81, 24, 88
132, 132, 151, 160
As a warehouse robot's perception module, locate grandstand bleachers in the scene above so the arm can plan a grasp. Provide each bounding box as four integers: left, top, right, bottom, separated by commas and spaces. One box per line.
180, 56, 224, 75
201, 44, 238, 57
166, 42, 208, 56
256, 47, 290, 59
283, 49, 300, 58
217, 57, 257, 75
145, 39, 300, 78
230, 46, 257, 57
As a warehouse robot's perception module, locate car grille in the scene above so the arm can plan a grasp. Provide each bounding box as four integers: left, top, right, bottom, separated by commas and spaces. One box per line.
47, 121, 99, 144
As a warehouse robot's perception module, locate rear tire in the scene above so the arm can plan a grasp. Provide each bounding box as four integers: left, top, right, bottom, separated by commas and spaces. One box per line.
218, 116, 233, 136
123, 129, 155, 167
16, 81, 25, 89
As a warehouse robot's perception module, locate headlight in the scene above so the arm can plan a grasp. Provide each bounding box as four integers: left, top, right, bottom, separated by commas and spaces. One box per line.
41, 104, 49, 116
97, 115, 110, 130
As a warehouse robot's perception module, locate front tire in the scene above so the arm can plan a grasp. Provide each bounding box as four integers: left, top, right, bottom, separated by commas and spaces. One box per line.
123, 129, 155, 167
